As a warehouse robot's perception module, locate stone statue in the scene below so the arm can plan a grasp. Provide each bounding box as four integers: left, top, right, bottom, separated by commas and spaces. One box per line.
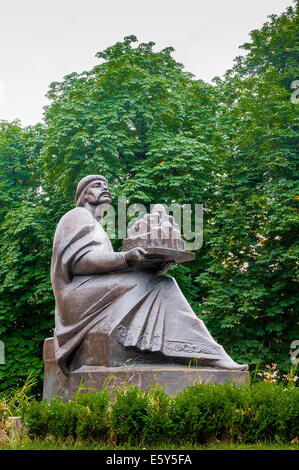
51, 174, 247, 379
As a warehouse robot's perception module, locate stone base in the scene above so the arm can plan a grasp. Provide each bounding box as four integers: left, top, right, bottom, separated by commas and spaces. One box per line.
43, 338, 69, 402
68, 365, 248, 400
43, 338, 248, 401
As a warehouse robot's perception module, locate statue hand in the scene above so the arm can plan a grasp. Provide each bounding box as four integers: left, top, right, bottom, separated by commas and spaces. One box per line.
124, 247, 148, 264
124, 247, 169, 271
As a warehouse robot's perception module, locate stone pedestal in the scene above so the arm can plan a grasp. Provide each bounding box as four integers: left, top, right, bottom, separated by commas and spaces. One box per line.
43, 338, 69, 402
68, 365, 248, 400
43, 337, 248, 402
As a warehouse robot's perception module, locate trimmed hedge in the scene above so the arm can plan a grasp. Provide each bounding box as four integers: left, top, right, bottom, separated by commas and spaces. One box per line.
20, 382, 299, 445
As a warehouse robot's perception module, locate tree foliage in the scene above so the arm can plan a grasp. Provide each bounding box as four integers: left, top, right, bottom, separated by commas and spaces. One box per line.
199, 3, 299, 369
42, 35, 219, 206
0, 121, 55, 390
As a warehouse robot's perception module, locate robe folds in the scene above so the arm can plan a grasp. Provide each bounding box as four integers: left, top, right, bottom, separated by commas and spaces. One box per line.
51, 207, 230, 376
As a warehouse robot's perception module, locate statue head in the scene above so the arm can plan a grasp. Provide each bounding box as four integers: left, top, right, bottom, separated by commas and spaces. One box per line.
76, 175, 111, 207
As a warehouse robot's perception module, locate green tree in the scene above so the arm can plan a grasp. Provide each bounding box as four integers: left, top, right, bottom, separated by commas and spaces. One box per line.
42, 35, 219, 205
0, 120, 44, 218
199, 3, 299, 370
0, 122, 54, 391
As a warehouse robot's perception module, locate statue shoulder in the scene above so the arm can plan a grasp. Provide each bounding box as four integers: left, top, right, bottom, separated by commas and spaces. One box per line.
60, 207, 93, 224
54, 207, 94, 237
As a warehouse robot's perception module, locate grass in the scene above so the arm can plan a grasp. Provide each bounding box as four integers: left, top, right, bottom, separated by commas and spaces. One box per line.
0, 373, 37, 416
1, 437, 299, 451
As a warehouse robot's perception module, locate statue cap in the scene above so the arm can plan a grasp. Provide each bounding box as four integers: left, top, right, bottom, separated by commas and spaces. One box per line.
75, 175, 108, 203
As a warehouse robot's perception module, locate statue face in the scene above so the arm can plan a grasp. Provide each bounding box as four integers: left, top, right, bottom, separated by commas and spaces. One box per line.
84, 179, 111, 205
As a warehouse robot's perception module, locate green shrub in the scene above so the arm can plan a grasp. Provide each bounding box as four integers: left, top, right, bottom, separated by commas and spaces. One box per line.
20, 381, 299, 445
74, 391, 110, 440
22, 390, 110, 441
23, 397, 79, 438
229, 382, 299, 443
46, 398, 79, 438
143, 386, 174, 443
110, 387, 150, 444
170, 381, 299, 444
170, 382, 236, 443
21, 399, 50, 437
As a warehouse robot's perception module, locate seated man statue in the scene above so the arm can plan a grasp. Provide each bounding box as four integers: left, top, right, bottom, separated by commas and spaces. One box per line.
51, 174, 247, 376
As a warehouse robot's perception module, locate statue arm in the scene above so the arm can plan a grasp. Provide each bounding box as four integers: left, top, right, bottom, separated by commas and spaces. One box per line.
73, 249, 128, 275
72, 246, 165, 276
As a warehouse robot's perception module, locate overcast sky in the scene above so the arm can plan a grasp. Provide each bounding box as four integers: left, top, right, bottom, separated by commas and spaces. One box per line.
0, 0, 293, 126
